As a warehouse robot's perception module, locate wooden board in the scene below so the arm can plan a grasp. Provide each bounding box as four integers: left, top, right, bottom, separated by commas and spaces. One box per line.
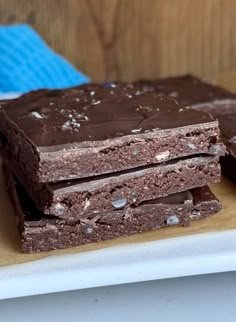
1, 0, 236, 82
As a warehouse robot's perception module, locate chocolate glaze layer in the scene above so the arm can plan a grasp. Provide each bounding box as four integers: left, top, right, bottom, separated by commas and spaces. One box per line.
1, 84, 215, 148
133, 75, 236, 107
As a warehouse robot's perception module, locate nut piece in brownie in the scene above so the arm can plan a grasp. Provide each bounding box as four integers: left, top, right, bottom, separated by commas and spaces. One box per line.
6, 167, 221, 253
0, 83, 224, 182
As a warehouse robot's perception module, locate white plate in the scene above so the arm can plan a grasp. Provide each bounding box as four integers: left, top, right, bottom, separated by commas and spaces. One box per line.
0, 229, 236, 300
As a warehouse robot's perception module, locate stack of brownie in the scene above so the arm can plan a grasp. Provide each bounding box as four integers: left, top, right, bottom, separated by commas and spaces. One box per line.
0, 83, 225, 252
133, 75, 236, 182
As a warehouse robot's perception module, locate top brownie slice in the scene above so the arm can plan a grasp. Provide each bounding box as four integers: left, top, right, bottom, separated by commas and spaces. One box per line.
0, 83, 224, 182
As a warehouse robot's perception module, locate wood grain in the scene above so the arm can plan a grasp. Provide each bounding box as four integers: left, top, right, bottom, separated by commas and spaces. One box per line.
1, 1, 236, 81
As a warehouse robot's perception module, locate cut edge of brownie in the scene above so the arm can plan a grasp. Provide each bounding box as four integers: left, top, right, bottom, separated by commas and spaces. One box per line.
0, 103, 225, 182
4, 153, 221, 220
5, 165, 221, 253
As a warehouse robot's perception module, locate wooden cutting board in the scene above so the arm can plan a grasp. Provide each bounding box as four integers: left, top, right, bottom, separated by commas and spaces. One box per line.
0, 75, 236, 267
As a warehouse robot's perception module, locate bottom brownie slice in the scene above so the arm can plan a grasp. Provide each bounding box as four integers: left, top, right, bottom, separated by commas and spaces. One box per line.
6, 169, 221, 253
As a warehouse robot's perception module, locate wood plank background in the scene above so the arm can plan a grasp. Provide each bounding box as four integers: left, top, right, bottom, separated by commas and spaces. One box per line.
1, 0, 236, 82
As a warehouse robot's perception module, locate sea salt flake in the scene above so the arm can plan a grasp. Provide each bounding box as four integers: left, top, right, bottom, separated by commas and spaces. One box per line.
131, 128, 142, 133
90, 91, 95, 96
92, 100, 101, 105
30, 111, 46, 119
62, 119, 81, 131
138, 105, 153, 112
75, 113, 89, 121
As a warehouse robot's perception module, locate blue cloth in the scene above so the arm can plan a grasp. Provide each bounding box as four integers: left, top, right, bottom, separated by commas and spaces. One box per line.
0, 24, 89, 93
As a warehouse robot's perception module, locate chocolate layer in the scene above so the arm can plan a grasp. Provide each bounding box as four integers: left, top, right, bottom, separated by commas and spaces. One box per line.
5, 152, 221, 220
0, 84, 224, 182
133, 74, 236, 108
6, 168, 221, 253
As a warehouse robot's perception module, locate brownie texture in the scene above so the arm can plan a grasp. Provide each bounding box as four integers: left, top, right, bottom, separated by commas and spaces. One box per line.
0, 83, 224, 182
5, 151, 221, 220
5, 167, 221, 253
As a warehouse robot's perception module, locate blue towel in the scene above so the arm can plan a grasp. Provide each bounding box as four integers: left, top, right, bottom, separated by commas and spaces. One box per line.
0, 24, 90, 94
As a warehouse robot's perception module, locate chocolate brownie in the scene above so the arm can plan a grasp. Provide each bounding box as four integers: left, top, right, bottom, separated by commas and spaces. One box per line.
5, 151, 221, 220
0, 84, 224, 182
5, 167, 221, 253
134, 75, 236, 181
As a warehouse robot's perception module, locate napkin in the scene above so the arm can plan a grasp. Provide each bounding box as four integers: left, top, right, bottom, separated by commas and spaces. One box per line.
0, 24, 89, 93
